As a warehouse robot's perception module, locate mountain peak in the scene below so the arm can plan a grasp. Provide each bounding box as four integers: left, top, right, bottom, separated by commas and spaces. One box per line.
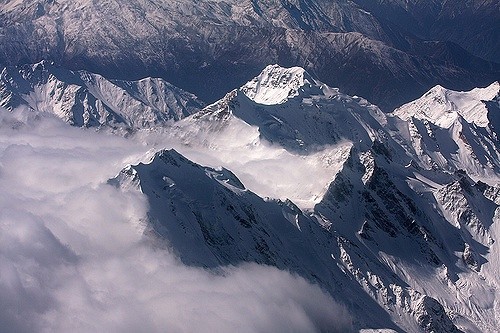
393, 81, 500, 128
151, 149, 196, 168
241, 64, 321, 105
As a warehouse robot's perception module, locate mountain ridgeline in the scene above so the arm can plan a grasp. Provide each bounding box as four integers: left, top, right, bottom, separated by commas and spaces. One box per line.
0, 0, 498, 111
1, 1, 499, 329
103, 65, 500, 332
0, 61, 205, 130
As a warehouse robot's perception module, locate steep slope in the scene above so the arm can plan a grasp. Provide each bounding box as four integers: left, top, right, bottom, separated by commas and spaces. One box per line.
315, 147, 500, 333
393, 82, 500, 128
5, 62, 496, 331
111, 149, 467, 332
352, 0, 500, 63
114, 65, 500, 332
167, 64, 499, 206
163, 64, 396, 208
390, 82, 500, 179
0, 61, 204, 129
176, 64, 389, 153
431, 0, 500, 63
0, 0, 498, 111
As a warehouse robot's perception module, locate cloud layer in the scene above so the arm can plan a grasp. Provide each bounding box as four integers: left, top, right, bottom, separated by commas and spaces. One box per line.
137, 116, 351, 209
0, 110, 352, 333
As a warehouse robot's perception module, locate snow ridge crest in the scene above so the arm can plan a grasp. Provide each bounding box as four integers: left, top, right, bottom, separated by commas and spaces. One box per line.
393, 81, 500, 128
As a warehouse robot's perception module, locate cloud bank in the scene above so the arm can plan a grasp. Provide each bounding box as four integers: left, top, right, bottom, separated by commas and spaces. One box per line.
137, 116, 352, 209
0, 110, 353, 333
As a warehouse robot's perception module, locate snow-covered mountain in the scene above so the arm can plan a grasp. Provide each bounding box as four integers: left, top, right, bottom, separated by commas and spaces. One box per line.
393, 83, 500, 128
0, 61, 204, 130
110, 149, 458, 332
165, 64, 390, 208
2, 61, 494, 331
0, 0, 497, 111
390, 82, 500, 179
188, 64, 387, 152
0, 1, 498, 331
106, 65, 500, 332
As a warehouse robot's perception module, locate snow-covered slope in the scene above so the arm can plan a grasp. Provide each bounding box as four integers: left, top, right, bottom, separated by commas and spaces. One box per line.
3, 62, 498, 332
389, 82, 500, 179
315, 147, 500, 332
108, 65, 500, 332
111, 146, 500, 332
158, 64, 397, 208
110, 149, 463, 332
393, 82, 499, 128
241, 65, 322, 105
0, 61, 204, 129
177, 64, 389, 152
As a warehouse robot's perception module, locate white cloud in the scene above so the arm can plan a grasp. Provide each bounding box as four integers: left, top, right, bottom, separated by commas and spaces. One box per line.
0, 110, 353, 333
136, 116, 351, 209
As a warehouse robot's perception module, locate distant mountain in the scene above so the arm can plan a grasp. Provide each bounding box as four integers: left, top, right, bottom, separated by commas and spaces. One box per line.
0, 61, 204, 130
0, 0, 498, 111
352, 0, 500, 63
390, 81, 500, 178
110, 65, 500, 332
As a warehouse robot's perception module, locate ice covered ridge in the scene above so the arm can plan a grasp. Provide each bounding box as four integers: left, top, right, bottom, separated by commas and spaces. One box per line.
0, 61, 205, 129
394, 81, 499, 128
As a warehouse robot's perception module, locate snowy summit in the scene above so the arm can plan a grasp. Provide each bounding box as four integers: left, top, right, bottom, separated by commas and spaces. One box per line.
393, 81, 500, 128
241, 64, 323, 105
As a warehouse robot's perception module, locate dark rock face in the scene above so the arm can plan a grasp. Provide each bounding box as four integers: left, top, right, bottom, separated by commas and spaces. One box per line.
352, 0, 500, 63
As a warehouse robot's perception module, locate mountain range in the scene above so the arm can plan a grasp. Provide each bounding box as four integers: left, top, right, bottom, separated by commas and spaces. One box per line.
106, 65, 500, 332
1, 57, 499, 331
0, 0, 498, 111
0, 61, 204, 130
1, 1, 499, 331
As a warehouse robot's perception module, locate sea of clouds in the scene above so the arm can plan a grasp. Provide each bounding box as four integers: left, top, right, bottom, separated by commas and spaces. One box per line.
0, 108, 353, 332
